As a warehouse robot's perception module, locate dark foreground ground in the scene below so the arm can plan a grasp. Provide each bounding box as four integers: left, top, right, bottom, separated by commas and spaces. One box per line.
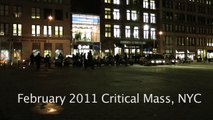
0, 64, 213, 120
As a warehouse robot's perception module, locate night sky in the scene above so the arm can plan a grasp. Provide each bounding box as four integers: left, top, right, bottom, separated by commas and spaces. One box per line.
71, 0, 100, 14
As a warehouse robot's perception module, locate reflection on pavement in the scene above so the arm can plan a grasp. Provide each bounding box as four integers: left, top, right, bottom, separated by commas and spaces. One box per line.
32, 103, 63, 115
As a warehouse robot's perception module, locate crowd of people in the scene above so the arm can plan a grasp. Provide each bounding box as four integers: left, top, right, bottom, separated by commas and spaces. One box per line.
28, 51, 133, 70
29, 52, 65, 70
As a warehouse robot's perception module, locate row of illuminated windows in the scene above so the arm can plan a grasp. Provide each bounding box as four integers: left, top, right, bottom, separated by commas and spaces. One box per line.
164, 36, 213, 47
105, 24, 156, 40
0, 23, 63, 37
32, 25, 63, 37
189, 0, 212, 5
0, 5, 65, 20
163, 24, 213, 35
163, 12, 213, 24
104, 0, 156, 9
105, 8, 156, 23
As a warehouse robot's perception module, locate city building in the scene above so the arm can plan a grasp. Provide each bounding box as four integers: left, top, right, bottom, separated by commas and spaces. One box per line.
100, 0, 158, 56
72, 14, 100, 56
0, 0, 71, 64
158, 0, 213, 61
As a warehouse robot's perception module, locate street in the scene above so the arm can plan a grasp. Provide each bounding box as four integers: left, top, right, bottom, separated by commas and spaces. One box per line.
0, 64, 213, 120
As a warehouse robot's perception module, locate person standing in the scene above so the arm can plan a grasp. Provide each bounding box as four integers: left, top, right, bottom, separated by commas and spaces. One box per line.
30, 53, 35, 66
58, 53, 64, 67
35, 53, 41, 70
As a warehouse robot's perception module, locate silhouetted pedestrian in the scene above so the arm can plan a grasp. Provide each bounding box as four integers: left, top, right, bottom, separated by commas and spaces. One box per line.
58, 53, 64, 67
45, 54, 51, 68
88, 51, 94, 69
30, 53, 34, 66
35, 53, 41, 69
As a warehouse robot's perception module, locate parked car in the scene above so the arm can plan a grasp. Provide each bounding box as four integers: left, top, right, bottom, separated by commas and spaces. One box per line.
140, 54, 166, 66
165, 55, 180, 64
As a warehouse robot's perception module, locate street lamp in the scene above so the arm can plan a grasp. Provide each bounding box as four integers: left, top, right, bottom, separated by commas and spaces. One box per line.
46, 15, 53, 57
159, 31, 163, 36
48, 15, 53, 21
47, 15, 53, 37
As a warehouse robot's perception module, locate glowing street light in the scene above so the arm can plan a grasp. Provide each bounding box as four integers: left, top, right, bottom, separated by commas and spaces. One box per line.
48, 15, 53, 21
159, 31, 163, 35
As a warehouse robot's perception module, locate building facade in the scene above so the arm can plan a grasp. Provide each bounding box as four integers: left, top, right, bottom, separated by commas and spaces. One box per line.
101, 0, 158, 56
72, 14, 100, 56
159, 0, 213, 61
0, 0, 71, 64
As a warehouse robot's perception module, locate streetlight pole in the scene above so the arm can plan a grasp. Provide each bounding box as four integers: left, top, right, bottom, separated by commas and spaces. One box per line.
158, 31, 163, 54
46, 15, 53, 56
47, 15, 53, 38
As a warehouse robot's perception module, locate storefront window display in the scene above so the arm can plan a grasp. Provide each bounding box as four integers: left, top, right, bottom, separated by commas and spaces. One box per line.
207, 51, 213, 59
114, 47, 122, 55
197, 49, 206, 60
72, 14, 100, 55
44, 50, 51, 57
72, 14, 100, 43
176, 50, 185, 60
13, 49, 21, 63
0, 50, 10, 63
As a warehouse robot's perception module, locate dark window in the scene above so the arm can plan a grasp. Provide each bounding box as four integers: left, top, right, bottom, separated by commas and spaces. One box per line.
0, 23, 9, 36
55, 9, 63, 20
0, 5, 9, 16
43, 8, 53, 19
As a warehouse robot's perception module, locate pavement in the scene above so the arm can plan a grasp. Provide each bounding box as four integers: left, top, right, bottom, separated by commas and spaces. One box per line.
0, 64, 213, 120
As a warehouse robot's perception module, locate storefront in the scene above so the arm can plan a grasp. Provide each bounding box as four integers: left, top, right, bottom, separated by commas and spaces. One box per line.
44, 43, 52, 57
13, 42, 22, 63
72, 14, 100, 55
197, 49, 206, 60
74, 44, 92, 55
176, 50, 196, 61
124, 45, 141, 56
0, 42, 10, 64
207, 50, 213, 60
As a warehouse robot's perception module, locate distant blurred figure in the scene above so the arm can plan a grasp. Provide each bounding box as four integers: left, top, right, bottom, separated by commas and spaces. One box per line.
30, 53, 34, 66
35, 53, 41, 69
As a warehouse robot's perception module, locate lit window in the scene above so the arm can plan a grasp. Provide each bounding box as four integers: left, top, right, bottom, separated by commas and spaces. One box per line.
143, 13, 149, 23
105, 0, 111, 3
143, 0, 149, 8
114, 25, 120, 38
150, 0, 156, 9
150, 13, 156, 23
113, 9, 120, 20
126, 0, 130, 5
151, 28, 156, 40
105, 24, 111, 37
44, 25, 52, 37
32, 25, 40, 36
143, 25, 149, 39
13, 24, 22, 36
113, 0, 120, 4
133, 27, 139, 39
126, 10, 130, 20
125, 26, 131, 38
131, 10, 138, 21
105, 8, 111, 19
55, 26, 63, 37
